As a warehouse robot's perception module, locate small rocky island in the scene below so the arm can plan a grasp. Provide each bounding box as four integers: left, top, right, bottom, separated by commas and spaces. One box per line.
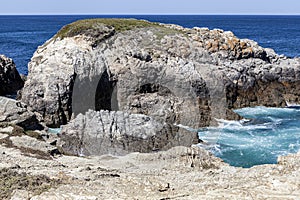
1, 19, 300, 199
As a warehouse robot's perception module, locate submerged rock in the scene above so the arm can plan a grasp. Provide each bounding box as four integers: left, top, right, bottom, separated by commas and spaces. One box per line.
59, 109, 197, 156
0, 55, 24, 96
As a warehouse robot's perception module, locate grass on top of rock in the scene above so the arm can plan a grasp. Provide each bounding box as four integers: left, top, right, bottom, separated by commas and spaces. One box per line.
55, 18, 161, 39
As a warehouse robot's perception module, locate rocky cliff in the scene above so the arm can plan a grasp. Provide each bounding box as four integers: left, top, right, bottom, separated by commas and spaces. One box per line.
59, 109, 197, 156
1, 19, 300, 199
0, 96, 41, 130
0, 55, 24, 96
21, 19, 300, 130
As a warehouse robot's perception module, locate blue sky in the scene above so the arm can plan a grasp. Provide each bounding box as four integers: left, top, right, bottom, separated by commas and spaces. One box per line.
2, 0, 300, 15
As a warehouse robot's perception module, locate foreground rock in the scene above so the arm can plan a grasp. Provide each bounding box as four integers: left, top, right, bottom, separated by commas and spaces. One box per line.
59, 110, 197, 156
1, 139, 300, 199
0, 55, 24, 96
0, 96, 41, 130
21, 19, 300, 129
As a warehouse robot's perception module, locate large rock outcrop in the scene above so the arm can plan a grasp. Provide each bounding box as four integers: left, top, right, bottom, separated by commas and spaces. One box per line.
0, 55, 24, 96
0, 96, 41, 130
21, 19, 300, 130
59, 109, 197, 156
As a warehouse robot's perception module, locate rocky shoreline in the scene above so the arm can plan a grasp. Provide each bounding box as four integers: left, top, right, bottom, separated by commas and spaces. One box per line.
1, 18, 300, 199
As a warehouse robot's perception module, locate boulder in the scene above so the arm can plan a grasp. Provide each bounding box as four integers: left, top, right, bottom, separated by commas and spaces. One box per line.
10, 135, 57, 155
59, 109, 198, 156
0, 96, 41, 130
21, 19, 300, 130
0, 55, 24, 96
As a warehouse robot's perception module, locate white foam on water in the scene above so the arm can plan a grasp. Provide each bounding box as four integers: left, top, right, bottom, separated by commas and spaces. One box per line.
174, 123, 199, 132
197, 106, 300, 167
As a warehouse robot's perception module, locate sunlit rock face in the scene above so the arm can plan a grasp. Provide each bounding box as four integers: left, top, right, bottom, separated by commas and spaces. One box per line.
21, 19, 300, 130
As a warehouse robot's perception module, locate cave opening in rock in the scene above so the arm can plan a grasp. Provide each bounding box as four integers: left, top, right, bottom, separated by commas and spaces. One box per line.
95, 70, 118, 111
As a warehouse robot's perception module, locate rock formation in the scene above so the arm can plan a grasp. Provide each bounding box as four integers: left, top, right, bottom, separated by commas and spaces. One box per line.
0, 19, 300, 199
0, 55, 24, 96
0, 96, 41, 130
59, 109, 198, 156
1, 141, 300, 199
21, 19, 300, 130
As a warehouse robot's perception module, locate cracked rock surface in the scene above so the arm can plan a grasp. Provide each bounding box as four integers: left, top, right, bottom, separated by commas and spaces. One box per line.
21, 19, 300, 129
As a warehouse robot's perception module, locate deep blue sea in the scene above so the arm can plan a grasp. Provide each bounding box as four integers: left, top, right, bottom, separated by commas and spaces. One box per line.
0, 15, 299, 75
0, 15, 299, 167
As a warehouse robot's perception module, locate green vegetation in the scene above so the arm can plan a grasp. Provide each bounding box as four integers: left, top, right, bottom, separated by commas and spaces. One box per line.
0, 124, 42, 139
0, 124, 23, 137
25, 130, 44, 141
153, 27, 187, 40
0, 125, 51, 160
0, 168, 61, 199
55, 18, 161, 39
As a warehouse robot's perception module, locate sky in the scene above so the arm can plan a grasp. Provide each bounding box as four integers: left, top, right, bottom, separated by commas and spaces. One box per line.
2, 0, 300, 15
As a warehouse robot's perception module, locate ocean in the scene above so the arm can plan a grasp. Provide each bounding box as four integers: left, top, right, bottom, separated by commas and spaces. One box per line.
0, 15, 299, 167
0, 15, 299, 75
198, 106, 300, 167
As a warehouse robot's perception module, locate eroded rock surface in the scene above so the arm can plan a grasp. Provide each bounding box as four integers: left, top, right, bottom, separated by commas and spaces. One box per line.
1, 140, 300, 199
2, 18, 299, 199
21, 19, 300, 129
0, 96, 41, 130
59, 109, 197, 156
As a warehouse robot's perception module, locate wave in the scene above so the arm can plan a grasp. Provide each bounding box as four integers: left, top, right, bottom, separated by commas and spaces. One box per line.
234, 106, 300, 119
286, 101, 300, 109
197, 106, 300, 167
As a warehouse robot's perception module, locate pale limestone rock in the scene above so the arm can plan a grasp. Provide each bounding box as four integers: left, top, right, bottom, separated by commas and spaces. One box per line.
0, 126, 14, 134
59, 110, 197, 156
21, 19, 300, 129
10, 135, 56, 154
0, 96, 40, 130
0, 133, 8, 139
10, 190, 30, 200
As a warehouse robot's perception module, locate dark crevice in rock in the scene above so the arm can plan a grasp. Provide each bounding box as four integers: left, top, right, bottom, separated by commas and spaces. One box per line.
16, 116, 44, 131
197, 98, 212, 127
135, 83, 172, 96
95, 70, 117, 111
56, 84, 68, 126
133, 53, 152, 62
225, 82, 238, 110
92, 30, 116, 48
0, 55, 24, 96
67, 72, 77, 121
191, 80, 209, 98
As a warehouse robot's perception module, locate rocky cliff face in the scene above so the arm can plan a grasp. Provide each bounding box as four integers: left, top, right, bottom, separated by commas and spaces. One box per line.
21, 19, 300, 130
1, 19, 300, 198
0, 55, 24, 96
0, 96, 41, 130
59, 109, 198, 156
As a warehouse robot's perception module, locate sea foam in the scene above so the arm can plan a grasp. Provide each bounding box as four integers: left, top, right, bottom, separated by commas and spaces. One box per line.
198, 106, 300, 168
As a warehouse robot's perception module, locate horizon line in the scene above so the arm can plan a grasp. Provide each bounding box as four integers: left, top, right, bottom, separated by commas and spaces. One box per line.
1, 13, 300, 16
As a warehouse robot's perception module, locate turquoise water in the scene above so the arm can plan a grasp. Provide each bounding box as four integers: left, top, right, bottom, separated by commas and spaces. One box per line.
1, 15, 299, 167
198, 106, 300, 168
48, 128, 61, 134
